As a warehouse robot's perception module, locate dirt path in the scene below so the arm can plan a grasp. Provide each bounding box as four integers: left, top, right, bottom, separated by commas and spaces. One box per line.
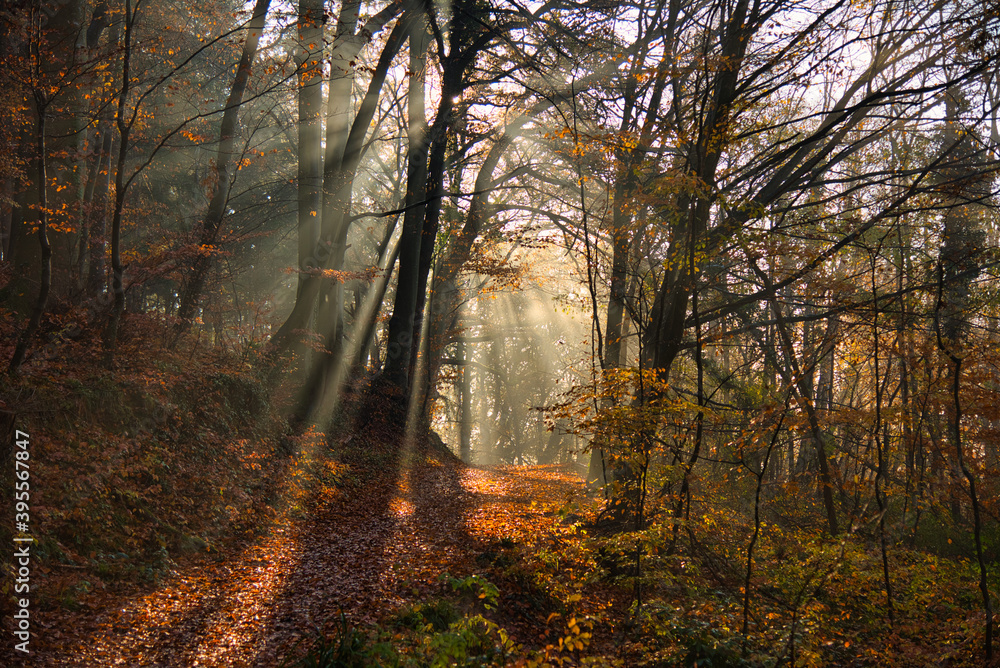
15, 451, 584, 667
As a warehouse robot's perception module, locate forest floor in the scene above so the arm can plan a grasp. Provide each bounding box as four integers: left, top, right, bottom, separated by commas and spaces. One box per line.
14, 435, 593, 667
2, 347, 994, 667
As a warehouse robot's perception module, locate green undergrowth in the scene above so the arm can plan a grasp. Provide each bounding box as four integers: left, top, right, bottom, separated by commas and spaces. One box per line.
286, 573, 511, 668
287, 570, 619, 668
290, 611, 513, 668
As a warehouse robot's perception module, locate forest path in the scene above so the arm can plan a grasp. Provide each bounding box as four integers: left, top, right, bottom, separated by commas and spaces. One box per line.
27, 445, 584, 667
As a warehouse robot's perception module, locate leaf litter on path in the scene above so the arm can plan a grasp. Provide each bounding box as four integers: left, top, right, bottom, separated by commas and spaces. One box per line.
18, 451, 585, 667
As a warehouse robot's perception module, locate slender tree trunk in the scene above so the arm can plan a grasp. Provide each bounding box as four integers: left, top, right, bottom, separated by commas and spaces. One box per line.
743, 409, 787, 651
871, 251, 895, 625
101, 0, 135, 365
9, 89, 51, 375
296, 0, 323, 288
173, 0, 273, 339
408, 106, 454, 385
670, 214, 706, 543
286, 0, 325, 364
755, 260, 839, 535
944, 351, 992, 662
86, 126, 112, 300
589, 148, 638, 484
76, 127, 102, 292
459, 333, 472, 462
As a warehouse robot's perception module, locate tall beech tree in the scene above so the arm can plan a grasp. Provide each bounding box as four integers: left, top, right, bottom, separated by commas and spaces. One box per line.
382, 0, 498, 393
275, 6, 411, 426
267, 0, 403, 358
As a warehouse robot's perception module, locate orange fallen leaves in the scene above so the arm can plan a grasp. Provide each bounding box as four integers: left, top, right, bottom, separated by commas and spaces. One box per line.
17, 447, 591, 667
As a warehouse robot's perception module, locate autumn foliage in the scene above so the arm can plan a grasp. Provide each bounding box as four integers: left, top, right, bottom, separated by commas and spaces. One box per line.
3, 0, 1000, 666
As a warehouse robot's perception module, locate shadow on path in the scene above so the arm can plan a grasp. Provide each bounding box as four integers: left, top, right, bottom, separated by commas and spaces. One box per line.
15, 440, 584, 668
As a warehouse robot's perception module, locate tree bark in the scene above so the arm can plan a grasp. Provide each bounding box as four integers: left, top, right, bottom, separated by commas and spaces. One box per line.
755, 261, 840, 535
268, 3, 407, 357
291, 0, 325, 348
9, 89, 51, 375
173, 0, 273, 339
382, 16, 430, 390
101, 0, 136, 365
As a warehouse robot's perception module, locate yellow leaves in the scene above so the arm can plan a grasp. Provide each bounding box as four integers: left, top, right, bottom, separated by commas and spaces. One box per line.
555, 615, 592, 653
545, 126, 574, 141
47, 219, 76, 234
180, 129, 210, 143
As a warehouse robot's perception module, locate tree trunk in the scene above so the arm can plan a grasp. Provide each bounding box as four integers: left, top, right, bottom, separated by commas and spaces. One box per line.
173, 0, 273, 339
382, 17, 430, 390
459, 334, 472, 462
9, 90, 51, 375
269, 4, 407, 358
287, 0, 325, 363
101, 0, 136, 365
85, 125, 113, 300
